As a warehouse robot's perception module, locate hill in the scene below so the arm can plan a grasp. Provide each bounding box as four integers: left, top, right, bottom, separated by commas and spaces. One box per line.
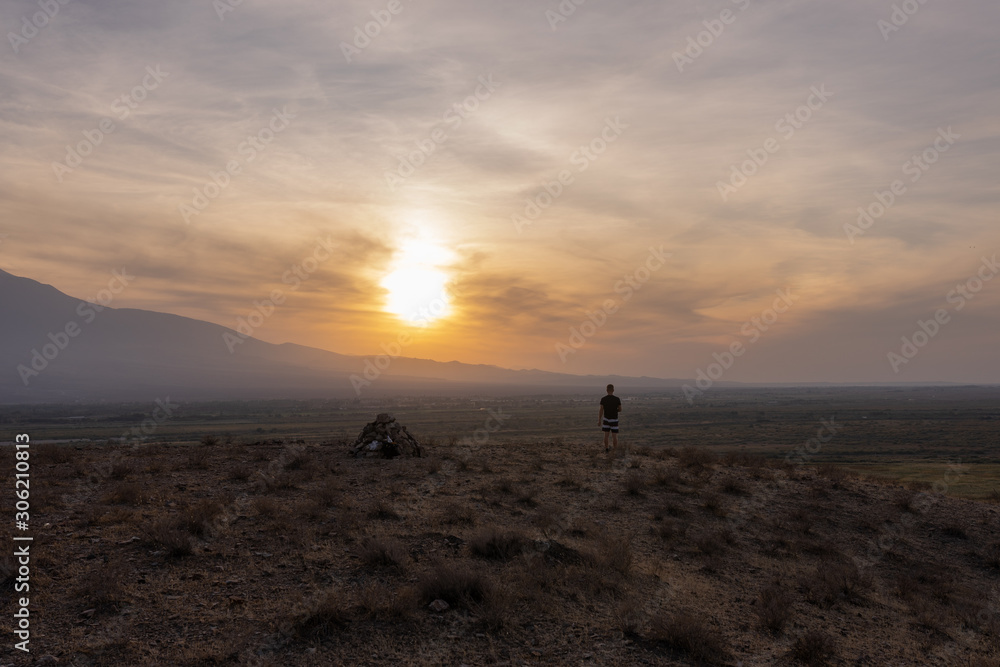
0, 268, 696, 403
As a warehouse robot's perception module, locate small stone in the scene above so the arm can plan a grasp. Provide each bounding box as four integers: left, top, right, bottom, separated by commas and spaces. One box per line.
429, 599, 449, 612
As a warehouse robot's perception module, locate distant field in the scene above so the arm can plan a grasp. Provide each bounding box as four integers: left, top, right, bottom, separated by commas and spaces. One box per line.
3, 385, 998, 500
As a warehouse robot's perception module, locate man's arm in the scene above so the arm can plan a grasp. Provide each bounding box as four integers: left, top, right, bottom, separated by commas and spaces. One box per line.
598, 404, 604, 426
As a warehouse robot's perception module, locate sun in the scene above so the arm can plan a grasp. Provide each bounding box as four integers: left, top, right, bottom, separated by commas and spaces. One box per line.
380, 240, 453, 325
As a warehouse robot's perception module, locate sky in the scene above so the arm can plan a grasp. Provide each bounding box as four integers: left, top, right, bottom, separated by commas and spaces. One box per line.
2, 0, 999, 383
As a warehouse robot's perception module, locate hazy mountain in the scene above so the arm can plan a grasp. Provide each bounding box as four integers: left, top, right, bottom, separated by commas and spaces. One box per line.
0, 268, 696, 403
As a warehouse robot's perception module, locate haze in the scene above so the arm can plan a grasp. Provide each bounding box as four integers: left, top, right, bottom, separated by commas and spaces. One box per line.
2, 0, 999, 384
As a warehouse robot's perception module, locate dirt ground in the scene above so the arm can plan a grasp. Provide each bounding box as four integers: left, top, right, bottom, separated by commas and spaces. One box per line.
2, 434, 999, 666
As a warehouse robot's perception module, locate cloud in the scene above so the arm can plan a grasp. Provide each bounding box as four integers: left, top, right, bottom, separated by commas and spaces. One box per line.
1, 0, 999, 382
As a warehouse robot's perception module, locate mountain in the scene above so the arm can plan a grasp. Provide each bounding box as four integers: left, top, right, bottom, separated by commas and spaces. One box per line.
0, 268, 694, 403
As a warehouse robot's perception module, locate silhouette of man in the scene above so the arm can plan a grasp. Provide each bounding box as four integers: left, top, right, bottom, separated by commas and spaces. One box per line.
599, 383, 622, 452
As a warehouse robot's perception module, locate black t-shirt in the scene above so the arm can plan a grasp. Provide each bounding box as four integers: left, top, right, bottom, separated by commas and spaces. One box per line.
600, 395, 621, 419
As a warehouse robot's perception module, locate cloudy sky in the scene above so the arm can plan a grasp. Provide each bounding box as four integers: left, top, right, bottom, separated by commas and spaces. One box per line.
2, 0, 998, 383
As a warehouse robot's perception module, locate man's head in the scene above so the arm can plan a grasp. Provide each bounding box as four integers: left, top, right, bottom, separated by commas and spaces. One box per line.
606, 384, 614, 394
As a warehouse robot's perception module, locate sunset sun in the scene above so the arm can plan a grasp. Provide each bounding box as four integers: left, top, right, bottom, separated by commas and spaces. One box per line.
380, 239, 453, 325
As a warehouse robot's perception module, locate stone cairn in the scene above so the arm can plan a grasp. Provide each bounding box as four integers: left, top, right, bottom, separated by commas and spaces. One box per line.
349, 413, 422, 459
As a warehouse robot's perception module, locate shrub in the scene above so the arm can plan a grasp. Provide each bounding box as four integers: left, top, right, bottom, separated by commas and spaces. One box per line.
315, 480, 343, 508
790, 629, 836, 665
439, 501, 477, 526
109, 459, 134, 481
77, 559, 129, 611
801, 559, 869, 607
940, 522, 969, 540
200, 434, 220, 447
654, 519, 685, 542
624, 471, 647, 496
144, 519, 193, 557
719, 475, 749, 496
757, 582, 794, 634
418, 562, 492, 609
187, 447, 211, 469
694, 530, 729, 557
701, 492, 727, 517
228, 464, 252, 481
469, 527, 526, 561
283, 448, 310, 471
369, 499, 401, 521
254, 496, 279, 518
180, 498, 226, 537
357, 581, 414, 621
472, 584, 514, 632
653, 466, 681, 488
648, 609, 730, 664
288, 587, 351, 640
516, 486, 539, 507
358, 536, 408, 571
101, 482, 144, 505
595, 533, 633, 576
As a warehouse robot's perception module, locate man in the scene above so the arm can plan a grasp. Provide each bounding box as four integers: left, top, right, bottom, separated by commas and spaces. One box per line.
598, 383, 622, 452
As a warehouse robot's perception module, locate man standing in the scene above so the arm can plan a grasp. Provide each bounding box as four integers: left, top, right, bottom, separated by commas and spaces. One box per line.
598, 383, 622, 452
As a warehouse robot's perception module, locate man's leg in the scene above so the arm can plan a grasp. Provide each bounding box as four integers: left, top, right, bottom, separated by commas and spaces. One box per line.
603, 430, 610, 451
612, 431, 618, 449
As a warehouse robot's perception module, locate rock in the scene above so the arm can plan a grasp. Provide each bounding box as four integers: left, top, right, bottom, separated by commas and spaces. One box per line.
348, 414, 422, 459
429, 599, 449, 612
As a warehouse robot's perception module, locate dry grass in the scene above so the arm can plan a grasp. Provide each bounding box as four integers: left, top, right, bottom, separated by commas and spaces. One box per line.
288, 587, 351, 640
8, 434, 1000, 666
357, 535, 409, 571
418, 561, 493, 609
757, 582, 794, 634
76, 559, 129, 612
790, 629, 837, 665
648, 609, 730, 664
468, 526, 527, 561
101, 481, 145, 505
143, 518, 193, 557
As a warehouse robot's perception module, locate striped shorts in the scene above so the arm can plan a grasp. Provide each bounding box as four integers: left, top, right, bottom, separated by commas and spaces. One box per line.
602, 417, 619, 433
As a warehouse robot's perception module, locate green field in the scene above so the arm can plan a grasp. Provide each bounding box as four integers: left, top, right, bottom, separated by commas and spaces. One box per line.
3, 385, 998, 500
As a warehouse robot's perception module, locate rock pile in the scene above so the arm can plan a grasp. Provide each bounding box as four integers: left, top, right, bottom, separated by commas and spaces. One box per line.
349, 413, 422, 459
